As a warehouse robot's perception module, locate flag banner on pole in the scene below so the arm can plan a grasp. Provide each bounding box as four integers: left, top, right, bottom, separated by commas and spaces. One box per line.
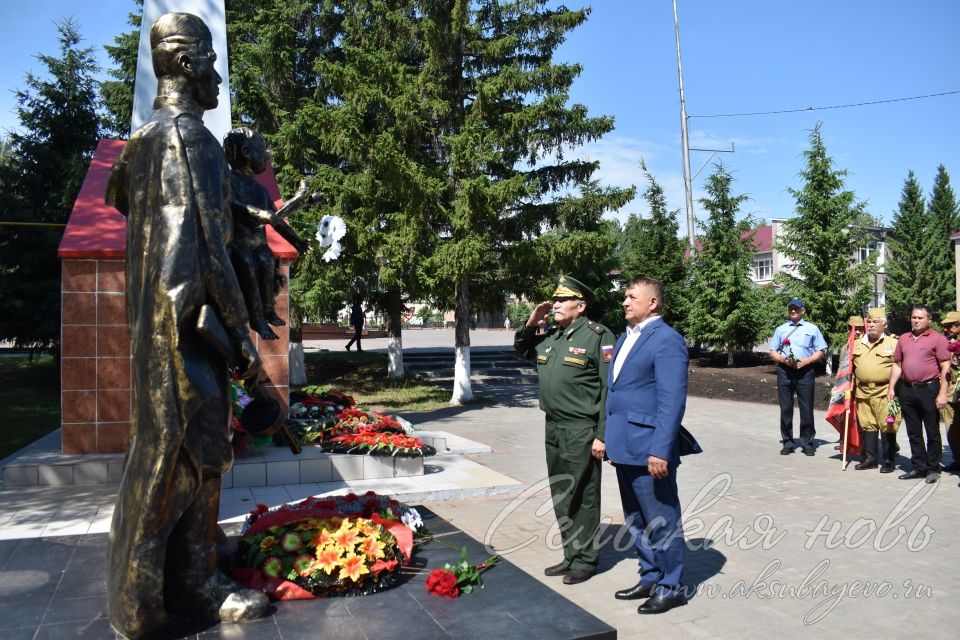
825, 326, 861, 456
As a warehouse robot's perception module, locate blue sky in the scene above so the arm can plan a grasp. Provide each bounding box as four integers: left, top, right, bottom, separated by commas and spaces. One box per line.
2, 1, 958, 228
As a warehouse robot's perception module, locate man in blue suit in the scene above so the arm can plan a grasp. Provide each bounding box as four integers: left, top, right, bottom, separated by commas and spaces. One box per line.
605, 276, 689, 614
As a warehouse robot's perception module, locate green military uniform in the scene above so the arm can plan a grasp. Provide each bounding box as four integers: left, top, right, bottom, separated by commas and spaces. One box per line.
852, 307, 899, 471
515, 276, 615, 573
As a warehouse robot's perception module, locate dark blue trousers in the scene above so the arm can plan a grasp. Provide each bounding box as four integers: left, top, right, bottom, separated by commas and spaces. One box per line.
615, 464, 684, 597
777, 364, 816, 447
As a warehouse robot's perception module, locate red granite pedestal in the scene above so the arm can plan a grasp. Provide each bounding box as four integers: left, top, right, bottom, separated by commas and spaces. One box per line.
57, 139, 296, 454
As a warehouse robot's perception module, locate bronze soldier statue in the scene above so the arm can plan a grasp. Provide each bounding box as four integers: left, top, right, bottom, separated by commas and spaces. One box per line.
104, 13, 269, 638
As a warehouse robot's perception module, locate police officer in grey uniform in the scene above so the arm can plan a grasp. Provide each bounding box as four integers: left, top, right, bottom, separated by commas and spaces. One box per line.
515, 275, 616, 585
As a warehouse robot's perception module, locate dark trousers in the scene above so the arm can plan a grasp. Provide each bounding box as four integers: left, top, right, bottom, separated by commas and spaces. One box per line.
544, 421, 602, 571
899, 383, 943, 474
615, 464, 684, 597
346, 325, 362, 351
777, 364, 816, 447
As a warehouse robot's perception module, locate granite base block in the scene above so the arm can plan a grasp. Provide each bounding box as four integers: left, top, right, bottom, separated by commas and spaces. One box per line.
0, 510, 615, 640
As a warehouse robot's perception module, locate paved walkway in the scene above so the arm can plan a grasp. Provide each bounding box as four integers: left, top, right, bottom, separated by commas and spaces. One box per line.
2, 333, 957, 638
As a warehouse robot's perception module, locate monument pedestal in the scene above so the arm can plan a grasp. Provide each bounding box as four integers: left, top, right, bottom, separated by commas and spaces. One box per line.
56, 139, 297, 454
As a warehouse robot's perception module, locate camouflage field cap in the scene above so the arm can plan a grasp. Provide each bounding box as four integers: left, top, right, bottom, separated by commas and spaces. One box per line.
552, 275, 593, 302
942, 310, 960, 325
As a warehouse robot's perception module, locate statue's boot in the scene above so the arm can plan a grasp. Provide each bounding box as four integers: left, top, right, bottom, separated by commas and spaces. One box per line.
165, 478, 270, 625
251, 315, 279, 340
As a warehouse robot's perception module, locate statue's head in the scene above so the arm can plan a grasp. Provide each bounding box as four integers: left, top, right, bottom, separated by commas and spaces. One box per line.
150, 12, 220, 110
223, 127, 269, 175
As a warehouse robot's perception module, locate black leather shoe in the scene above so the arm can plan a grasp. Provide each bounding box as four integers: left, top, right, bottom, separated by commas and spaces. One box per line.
898, 470, 924, 480
941, 462, 960, 473
925, 472, 939, 484
879, 462, 895, 474
544, 562, 570, 577
562, 568, 595, 585
855, 459, 878, 470
615, 583, 656, 600
637, 593, 686, 614
780, 446, 795, 455
803, 446, 815, 456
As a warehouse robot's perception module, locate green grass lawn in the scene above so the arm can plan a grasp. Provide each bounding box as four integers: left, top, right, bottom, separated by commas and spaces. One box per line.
302, 351, 453, 411
0, 354, 59, 460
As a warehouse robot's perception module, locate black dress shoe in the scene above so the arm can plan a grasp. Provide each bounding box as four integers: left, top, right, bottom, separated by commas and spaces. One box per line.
543, 562, 570, 577
880, 462, 895, 474
941, 462, 960, 473
637, 593, 686, 614
780, 446, 795, 455
855, 459, 878, 470
562, 568, 595, 585
802, 446, 815, 456
898, 470, 924, 480
615, 583, 656, 600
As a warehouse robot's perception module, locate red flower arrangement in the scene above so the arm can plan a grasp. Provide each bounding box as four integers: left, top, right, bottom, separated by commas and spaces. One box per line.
285, 390, 435, 457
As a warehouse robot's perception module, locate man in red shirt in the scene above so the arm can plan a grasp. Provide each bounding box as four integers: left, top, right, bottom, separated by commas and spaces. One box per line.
888, 305, 951, 483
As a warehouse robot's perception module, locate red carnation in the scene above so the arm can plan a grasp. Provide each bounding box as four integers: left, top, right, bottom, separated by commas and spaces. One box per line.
425, 568, 460, 599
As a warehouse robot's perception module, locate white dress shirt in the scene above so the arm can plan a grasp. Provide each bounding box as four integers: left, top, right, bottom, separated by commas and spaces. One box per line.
613, 315, 660, 381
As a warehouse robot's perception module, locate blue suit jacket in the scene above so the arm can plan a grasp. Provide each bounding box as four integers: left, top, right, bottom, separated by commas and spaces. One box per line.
605, 317, 689, 466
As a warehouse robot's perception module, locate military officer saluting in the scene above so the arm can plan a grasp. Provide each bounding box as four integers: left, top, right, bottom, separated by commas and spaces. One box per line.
852, 308, 900, 472
515, 275, 616, 585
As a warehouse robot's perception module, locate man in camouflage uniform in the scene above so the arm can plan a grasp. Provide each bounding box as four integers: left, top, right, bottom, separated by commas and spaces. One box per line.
515, 275, 616, 585
852, 308, 900, 472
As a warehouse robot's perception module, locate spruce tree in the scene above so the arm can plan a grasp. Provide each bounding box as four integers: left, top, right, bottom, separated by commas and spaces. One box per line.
101, 0, 142, 138
924, 164, 959, 317
617, 161, 688, 332
419, 0, 632, 402
775, 123, 872, 351
0, 19, 103, 352
299, 0, 444, 378
885, 170, 929, 321
687, 164, 765, 366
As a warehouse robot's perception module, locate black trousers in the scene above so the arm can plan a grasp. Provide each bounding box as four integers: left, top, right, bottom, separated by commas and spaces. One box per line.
346, 324, 362, 351
899, 382, 943, 474
777, 364, 816, 447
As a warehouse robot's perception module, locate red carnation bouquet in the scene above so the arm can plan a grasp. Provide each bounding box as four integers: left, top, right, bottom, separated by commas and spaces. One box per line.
424, 546, 502, 599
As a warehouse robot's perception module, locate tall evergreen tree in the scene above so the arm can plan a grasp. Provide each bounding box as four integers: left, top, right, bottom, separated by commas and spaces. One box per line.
301, 0, 445, 378
885, 170, 929, 321
687, 164, 766, 366
419, 0, 632, 402
0, 19, 103, 351
228, 0, 344, 383
924, 164, 959, 317
101, 0, 143, 138
617, 161, 688, 332
775, 123, 872, 351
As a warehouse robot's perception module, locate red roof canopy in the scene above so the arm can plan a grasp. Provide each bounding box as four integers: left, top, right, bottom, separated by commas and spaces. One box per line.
58, 138, 298, 260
